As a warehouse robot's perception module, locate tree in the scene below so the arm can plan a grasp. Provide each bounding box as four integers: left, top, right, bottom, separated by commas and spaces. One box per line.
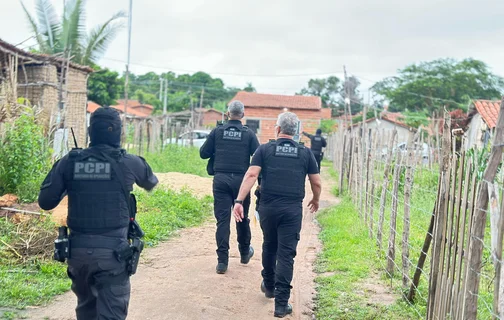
341, 76, 363, 115
298, 76, 341, 109
87, 68, 121, 106
22, 0, 125, 66
372, 58, 504, 113
243, 82, 256, 92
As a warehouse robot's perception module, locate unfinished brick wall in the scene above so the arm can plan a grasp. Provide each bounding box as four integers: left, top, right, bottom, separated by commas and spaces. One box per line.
65, 69, 88, 147
202, 110, 223, 127
243, 107, 330, 146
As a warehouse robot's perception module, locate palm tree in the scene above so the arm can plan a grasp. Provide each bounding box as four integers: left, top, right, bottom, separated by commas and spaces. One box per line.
21, 0, 125, 66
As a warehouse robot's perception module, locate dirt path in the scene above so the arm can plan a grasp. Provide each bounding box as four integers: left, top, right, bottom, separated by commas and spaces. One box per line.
25, 169, 338, 320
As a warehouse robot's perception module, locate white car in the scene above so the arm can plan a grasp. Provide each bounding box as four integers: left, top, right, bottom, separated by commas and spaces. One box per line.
164, 130, 211, 148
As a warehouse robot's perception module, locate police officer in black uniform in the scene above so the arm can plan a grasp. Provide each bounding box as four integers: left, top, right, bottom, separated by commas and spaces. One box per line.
38, 107, 158, 320
200, 100, 260, 274
302, 128, 327, 170
233, 112, 322, 318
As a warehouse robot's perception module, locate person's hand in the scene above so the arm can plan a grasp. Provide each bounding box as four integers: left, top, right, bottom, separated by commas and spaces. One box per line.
233, 203, 244, 222
308, 198, 319, 213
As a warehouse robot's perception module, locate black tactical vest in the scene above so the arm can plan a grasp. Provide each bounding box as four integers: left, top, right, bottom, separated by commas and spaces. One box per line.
311, 135, 323, 155
261, 139, 308, 200
65, 148, 130, 233
213, 123, 251, 174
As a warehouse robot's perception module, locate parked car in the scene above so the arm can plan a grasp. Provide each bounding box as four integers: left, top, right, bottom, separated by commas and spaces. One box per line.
382, 142, 430, 163
164, 130, 211, 148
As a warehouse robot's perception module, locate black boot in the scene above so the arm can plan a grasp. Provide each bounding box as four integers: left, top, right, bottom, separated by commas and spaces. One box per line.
216, 263, 228, 274
240, 246, 254, 264
260, 281, 274, 299
274, 304, 293, 318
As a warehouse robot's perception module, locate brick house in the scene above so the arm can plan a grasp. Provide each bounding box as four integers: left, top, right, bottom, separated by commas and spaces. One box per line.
465, 99, 502, 150
196, 108, 224, 127
112, 100, 154, 116
228, 91, 331, 144
0, 38, 93, 148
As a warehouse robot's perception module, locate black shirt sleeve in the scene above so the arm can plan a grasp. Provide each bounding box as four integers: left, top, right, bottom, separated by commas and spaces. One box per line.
199, 128, 216, 159
38, 158, 68, 210
322, 137, 327, 148
306, 149, 319, 174
250, 145, 264, 168
249, 131, 260, 156
128, 156, 159, 191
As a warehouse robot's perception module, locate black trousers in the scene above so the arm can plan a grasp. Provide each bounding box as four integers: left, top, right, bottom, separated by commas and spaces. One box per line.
260, 204, 302, 308
314, 154, 322, 172
213, 172, 252, 264
67, 246, 130, 320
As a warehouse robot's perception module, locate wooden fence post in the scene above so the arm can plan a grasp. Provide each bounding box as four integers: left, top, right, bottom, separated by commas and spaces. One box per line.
339, 132, 347, 194
402, 131, 417, 289
386, 156, 402, 276
464, 99, 504, 320
378, 129, 397, 250
427, 113, 451, 320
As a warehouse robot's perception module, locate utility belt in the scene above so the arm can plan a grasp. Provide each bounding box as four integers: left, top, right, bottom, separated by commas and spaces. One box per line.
54, 220, 145, 276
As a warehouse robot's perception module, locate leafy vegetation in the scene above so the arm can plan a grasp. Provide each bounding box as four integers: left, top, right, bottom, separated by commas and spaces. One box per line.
142, 145, 210, 177
0, 109, 51, 202
134, 188, 212, 247
22, 0, 125, 65
372, 58, 504, 112
297, 76, 363, 116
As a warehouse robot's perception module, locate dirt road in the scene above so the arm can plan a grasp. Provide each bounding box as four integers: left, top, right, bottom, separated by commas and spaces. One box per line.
25, 169, 338, 320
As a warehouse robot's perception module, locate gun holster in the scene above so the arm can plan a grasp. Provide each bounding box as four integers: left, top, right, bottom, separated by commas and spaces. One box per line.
207, 156, 215, 176
53, 226, 70, 263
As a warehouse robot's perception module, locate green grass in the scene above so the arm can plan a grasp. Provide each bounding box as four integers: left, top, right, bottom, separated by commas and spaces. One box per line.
315, 197, 421, 320
134, 187, 213, 246
142, 145, 210, 177
0, 186, 212, 311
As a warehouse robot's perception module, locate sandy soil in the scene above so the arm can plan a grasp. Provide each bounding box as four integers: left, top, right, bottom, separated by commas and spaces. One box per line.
24, 169, 338, 320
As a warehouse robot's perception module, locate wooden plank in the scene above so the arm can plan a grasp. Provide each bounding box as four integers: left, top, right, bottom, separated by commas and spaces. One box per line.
464, 99, 504, 319
427, 113, 451, 320
497, 187, 504, 319
452, 156, 471, 319
368, 130, 377, 238
438, 134, 459, 318
387, 157, 402, 276
377, 129, 397, 250
459, 168, 479, 320
365, 129, 373, 225
489, 182, 501, 320
402, 132, 416, 289
338, 132, 347, 194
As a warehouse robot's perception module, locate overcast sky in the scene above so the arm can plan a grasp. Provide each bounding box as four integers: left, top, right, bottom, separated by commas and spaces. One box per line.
2, 0, 503, 98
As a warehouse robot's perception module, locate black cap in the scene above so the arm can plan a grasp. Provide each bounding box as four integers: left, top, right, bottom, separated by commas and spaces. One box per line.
316, 128, 322, 135
89, 107, 122, 148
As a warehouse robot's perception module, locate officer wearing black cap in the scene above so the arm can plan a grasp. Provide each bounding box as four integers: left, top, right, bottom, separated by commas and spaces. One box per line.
38, 107, 158, 320
302, 128, 327, 170
233, 112, 321, 318
200, 100, 260, 274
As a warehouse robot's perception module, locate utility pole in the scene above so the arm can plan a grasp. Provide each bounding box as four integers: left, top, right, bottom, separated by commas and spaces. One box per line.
343, 65, 353, 131
163, 79, 168, 115
159, 77, 164, 101
122, 0, 133, 145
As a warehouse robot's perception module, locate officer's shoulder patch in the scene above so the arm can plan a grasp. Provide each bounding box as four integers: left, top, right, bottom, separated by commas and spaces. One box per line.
73, 158, 112, 181
274, 141, 299, 158
222, 126, 243, 141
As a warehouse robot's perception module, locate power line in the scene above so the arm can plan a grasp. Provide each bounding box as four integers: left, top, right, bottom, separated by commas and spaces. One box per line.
101, 56, 342, 78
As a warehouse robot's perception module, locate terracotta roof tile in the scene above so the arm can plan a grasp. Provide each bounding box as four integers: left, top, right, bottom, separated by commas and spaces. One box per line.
229, 91, 322, 110
116, 100, 154, 110
110, 105, 147, 117
87, 101, 101, 113
473, 100, 501, 128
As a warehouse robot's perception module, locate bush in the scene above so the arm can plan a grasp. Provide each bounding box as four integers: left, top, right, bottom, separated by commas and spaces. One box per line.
0, 109, 51, 202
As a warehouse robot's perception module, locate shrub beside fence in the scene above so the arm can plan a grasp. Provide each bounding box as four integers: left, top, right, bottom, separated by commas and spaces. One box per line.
330, 99, 504, 319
